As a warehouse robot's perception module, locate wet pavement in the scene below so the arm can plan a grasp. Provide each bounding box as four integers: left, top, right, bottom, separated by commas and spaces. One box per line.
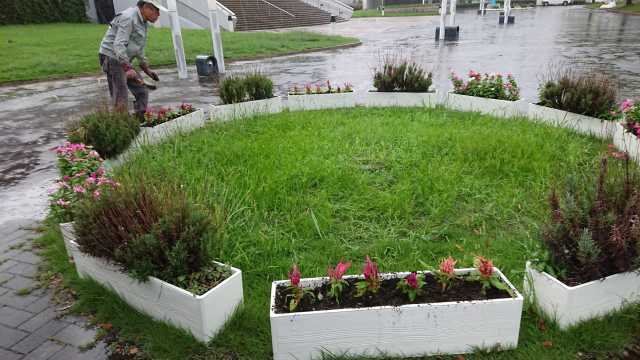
1, 6, 640, 225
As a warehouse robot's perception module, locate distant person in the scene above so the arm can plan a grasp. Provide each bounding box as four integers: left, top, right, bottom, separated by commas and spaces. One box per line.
98, 0, 161, 120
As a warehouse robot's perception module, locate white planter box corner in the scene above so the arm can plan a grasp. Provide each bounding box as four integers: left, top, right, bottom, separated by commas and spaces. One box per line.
524, 261, 640, 329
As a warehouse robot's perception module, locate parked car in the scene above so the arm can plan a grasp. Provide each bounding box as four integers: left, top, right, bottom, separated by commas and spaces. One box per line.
542, 0, 573, 5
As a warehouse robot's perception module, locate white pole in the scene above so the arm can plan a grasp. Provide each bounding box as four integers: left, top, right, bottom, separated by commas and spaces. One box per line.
167, 0, 188, 79
207, 0, 226, 74
449, 0, 456, 25
504, 0, 511, 19
439, 0, 447, 40
381, 0, 385, 16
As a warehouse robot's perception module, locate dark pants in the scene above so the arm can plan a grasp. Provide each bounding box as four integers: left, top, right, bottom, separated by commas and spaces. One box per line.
99, 54, 148, 118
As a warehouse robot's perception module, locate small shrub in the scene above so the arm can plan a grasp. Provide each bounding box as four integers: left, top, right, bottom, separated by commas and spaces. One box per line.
373, 58, 432, 92
219, 73, 274, 104
48, 142, 119, 222
244, 73, 274, 101
538, 68, 617, 118
74, 179, 224, 294
451, 70, 520, 101
68, 110, 140, 159
541, 150, 640, 285
219, 75, 247, 104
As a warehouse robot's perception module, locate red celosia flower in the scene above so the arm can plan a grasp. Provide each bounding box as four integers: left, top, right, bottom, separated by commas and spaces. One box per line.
475, 256, 494, 279
406, 272, 419, 289
439, 256, 456, 277
289, 264, 301, 287
328, 261, 350, 281
363, 256, 378, 281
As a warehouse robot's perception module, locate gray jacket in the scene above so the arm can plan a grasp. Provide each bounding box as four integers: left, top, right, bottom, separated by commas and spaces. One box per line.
99, 7, 149, 68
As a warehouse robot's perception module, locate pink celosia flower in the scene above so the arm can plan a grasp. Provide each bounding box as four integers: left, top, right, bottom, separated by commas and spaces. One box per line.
93, 190, 101, 199
406, 272, 419, 289
439, 256, 457, 277
475, 256, 494, 278
73, 185, 86, 193
328, 261, 351, 281
363, 256, 378, 281
622, 99, 634, 113
289, 264, 301, 287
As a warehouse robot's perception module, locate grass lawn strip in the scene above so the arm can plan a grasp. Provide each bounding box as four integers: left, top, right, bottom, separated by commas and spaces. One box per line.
39, 107, 639, 359
0, 24, 359, 84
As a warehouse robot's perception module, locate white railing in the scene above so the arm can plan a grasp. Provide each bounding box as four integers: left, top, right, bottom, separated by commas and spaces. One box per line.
258, 0, 296, 17
300, 0, 354, 19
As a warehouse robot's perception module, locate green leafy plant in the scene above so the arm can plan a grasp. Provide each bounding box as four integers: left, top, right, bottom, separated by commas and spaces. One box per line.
468, 256, 508, 295
74, 179, 222, 294
538, 68, 617, 119
396, 272, 424, 301
67, 109, 140, 159
451, 70, 520, 101
219, 75, 247, 104
244, 72, 274, 101
373, 58, 432, 92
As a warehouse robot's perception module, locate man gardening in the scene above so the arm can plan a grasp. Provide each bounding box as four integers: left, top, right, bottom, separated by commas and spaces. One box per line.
99, 0, 161, 119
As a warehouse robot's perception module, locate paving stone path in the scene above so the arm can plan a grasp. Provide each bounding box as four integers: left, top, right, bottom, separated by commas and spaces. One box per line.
0, 219, 108, 360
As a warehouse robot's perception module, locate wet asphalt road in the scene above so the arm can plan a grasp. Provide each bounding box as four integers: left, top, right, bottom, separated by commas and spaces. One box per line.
1, 6, 639, 225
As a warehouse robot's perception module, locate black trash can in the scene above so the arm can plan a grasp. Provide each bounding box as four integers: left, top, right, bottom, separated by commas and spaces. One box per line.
195, 55, 218, 77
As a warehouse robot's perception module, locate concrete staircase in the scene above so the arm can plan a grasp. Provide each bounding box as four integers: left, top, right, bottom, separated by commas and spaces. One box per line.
219, 0, 339, 31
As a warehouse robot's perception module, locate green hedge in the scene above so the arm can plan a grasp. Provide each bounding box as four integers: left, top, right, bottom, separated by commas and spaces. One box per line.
0, 0, 86, 25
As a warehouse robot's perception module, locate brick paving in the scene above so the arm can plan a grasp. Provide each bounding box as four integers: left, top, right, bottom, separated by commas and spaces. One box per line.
0, 219, 108, 359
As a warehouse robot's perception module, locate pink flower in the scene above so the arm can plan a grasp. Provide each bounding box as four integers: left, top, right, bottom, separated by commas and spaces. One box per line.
93, 190, 101, 199
474, 256, 494, 278
63, 176, 71, 182
622, 99, 634, 113
406, 272, 419, 289
439, 256, 457, 277
85, 177, 96, 185
73, 185, 86, 193
328, 261, 351, 281
363, 256, 378, 281
289, 264, 301, 287
56, 199, 69, 206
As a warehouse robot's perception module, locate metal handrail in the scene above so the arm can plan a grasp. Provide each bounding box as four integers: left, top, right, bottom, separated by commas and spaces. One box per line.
257, 0, 296, 17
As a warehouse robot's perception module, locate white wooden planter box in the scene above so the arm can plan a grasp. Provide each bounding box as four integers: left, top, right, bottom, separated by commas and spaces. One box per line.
524, 262, 640, 330
527, 104, 617, 139
104, 109, 206, 169
270, 268, 523, 359
62, 224, 243, 343
613, 123, 640, 163
59, 222, 75, 262
209, 97, 283, 122
444, 93, 527, 118
362, 90, 440, 108
286, 92, 357, 111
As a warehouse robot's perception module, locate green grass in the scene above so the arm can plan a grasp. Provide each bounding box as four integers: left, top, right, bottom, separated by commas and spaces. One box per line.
0, 23, 359, 83
38, 107, 639, 359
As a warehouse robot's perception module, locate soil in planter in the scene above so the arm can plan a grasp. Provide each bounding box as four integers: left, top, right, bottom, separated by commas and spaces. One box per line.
173, 262, 232, 296
273, 273, 513, 314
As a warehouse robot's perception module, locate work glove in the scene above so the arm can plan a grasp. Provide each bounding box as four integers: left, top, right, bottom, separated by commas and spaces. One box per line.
141, 64, 159, 81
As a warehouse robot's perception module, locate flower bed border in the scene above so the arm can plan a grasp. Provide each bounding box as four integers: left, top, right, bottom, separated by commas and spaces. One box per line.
287, 92, 357, 111
613, 123, 640, 162
209, 97, 283, 122
269, 268, 523, 359
528, 104, 617, 139
362, 90, 440, 108
524, 262, 640, 330
445, 93, 527, 119
60, 223, 244, 343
